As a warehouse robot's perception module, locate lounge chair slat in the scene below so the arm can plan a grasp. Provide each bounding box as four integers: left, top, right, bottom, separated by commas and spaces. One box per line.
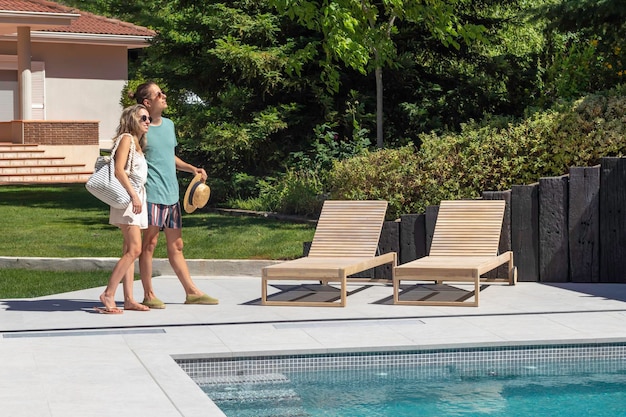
393, 199, 516, 307
262, 200, 397, 307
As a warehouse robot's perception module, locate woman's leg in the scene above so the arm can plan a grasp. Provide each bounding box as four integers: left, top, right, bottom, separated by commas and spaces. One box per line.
121, 233, 149, 311
99, 225, 143, 312
122, 262, 149, 310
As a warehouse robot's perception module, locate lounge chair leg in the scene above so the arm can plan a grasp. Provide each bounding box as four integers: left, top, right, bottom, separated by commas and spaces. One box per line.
393, 278, 399, 304
261, 276, 268, 305
340, 273, 347, 307
473, 271, 480, 307
509, 252, 516, 285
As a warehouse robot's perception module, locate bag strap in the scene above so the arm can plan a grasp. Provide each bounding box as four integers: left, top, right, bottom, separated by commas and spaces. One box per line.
111, 133, 135, 175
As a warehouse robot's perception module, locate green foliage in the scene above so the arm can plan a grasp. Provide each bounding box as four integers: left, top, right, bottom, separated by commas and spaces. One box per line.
272, 0, 486, 83
328, 146, 422, 219
176, 101, 294, 179
237, 101, 372, 216
54, 0, 626, 221
383, 0, 549, 141
539, 0, 626, 104
543, 37, 600, 100
328, 86, 626, 219
231, 170, 324, 218
230, 172, 261, 200
127, 0, 335, 192
59, 0, 557, 179
288, 121, 371, 175
271, 0, 488, 147
229, 91, 373, 216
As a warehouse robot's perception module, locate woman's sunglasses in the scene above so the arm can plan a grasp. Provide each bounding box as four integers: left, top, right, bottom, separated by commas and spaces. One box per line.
140, 115, 153, 123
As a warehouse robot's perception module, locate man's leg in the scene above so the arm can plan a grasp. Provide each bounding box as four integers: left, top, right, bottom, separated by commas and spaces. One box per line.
164, 227, 218, 304
163, 227, 201, 295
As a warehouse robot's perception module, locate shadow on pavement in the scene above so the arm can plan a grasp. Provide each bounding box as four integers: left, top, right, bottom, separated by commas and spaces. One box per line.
2, 298, 102, 312
543, 283, 626, 303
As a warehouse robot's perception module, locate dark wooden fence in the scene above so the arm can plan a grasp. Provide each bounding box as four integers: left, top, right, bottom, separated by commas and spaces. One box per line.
306, 157, 626, 283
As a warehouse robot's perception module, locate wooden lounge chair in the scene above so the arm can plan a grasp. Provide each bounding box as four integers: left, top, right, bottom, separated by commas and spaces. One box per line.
393, 199, 516, 307
261, 200, 397, 307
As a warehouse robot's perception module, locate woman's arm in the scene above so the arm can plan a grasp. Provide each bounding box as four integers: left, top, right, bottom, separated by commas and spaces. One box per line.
114, 134, 142, 213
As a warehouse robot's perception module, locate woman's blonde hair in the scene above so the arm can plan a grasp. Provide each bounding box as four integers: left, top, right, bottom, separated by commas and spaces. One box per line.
113, 104, 149, 149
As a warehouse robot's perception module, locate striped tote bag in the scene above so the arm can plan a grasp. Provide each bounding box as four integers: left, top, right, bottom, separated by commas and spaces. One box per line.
85, 135, 134, 209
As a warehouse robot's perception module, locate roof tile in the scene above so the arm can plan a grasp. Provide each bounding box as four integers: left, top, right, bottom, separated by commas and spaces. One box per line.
0, 0, 155, 36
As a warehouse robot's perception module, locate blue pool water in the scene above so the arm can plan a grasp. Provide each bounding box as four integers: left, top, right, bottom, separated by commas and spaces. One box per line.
203, 364, 626, 417
181, 344, 626, 417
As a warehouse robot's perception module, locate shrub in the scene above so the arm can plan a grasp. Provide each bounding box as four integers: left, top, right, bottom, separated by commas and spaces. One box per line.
327, 86, 626, 219
328, 147, 422, 219
234, 170, 325, 218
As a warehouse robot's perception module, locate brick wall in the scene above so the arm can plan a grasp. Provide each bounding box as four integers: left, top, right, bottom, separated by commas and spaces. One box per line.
21, 121, 99, 145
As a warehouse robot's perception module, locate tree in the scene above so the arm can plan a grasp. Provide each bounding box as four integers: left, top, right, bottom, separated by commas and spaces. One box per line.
539, 0, 626, 102
383, 0, 550, 140
137, 1, 309, 176
271, 0, 486, 147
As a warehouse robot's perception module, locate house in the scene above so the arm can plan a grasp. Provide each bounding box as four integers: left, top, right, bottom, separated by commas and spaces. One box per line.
0, 0, 154, 183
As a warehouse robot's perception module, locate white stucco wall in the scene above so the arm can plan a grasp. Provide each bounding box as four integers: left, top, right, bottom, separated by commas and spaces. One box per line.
0, 41, 128, 150
33, 43, 126, 150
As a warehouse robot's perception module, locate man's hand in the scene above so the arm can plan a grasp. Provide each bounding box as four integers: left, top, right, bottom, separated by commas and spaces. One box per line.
194, 167, 207, 181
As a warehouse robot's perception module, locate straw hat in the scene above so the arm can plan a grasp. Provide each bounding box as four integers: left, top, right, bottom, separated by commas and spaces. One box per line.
183, 173, 210, 213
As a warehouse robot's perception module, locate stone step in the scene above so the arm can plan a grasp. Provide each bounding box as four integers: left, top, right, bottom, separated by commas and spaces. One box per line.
0, 157, 69, 167
0, 143, 93, 184
0, 172, 93, 184
0, 164, 88, 174
0, 142, 40, 151
0, 149, 46, 158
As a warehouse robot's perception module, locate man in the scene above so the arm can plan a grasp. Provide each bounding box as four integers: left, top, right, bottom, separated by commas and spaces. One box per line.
133, 81, 218, 308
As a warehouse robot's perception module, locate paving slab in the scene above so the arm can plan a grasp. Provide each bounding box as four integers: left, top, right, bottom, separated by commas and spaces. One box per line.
2, 272, 626, 417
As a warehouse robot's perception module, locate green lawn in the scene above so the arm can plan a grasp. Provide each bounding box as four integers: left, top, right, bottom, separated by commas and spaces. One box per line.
0, 184, 314, 259
0, 269, 113, 298
0, 184, 315, 298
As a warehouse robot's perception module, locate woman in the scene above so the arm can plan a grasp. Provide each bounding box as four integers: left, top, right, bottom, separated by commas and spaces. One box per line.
95, 104, 152, 313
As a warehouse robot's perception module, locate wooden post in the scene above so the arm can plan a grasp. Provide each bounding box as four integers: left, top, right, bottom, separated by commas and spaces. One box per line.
375, 220, 400, 279
538, 175, 570, 282
569, 165, 600, 282
512, 183, 540, 281
424, 205, 439, 255
399, 213, 427, 264
600, 157, 626, 282
483, 190, 512, 278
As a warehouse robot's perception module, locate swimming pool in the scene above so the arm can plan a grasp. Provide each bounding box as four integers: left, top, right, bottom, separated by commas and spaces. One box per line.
178, 342, 626, 416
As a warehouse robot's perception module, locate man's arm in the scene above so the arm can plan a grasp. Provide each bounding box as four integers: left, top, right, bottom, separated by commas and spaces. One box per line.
175, 156, 207, 181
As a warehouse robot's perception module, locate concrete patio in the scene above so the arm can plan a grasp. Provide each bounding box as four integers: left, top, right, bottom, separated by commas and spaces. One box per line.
2, 266, 626, 417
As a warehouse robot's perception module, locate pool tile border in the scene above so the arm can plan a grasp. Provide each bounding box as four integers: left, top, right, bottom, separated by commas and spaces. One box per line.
177, 341, 626, 385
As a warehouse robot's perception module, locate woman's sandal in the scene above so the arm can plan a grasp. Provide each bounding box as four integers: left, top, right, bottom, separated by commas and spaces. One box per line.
94, 306, 123, 314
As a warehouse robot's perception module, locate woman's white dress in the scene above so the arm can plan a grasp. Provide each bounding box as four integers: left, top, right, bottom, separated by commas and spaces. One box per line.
108, 138, 148, 229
